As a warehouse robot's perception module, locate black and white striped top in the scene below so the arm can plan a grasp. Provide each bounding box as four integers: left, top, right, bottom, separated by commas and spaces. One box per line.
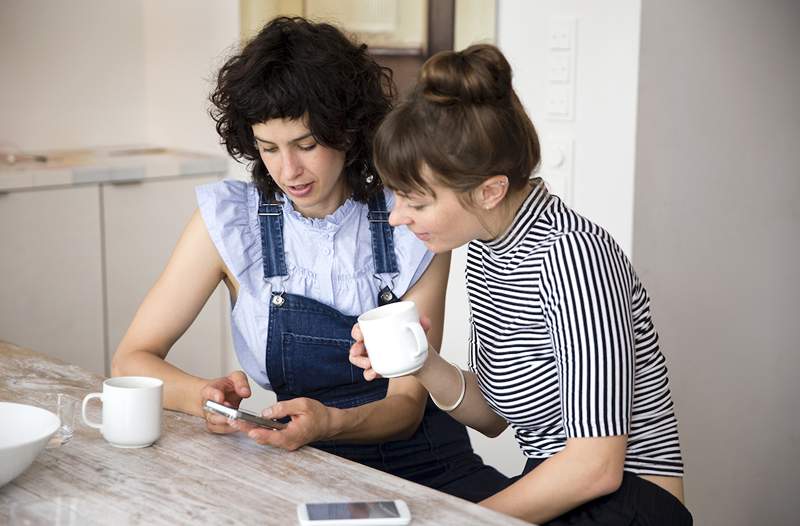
466, 182, 684, 476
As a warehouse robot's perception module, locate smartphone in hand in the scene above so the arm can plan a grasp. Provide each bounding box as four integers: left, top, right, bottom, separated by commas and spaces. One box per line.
203, 399, 287, 430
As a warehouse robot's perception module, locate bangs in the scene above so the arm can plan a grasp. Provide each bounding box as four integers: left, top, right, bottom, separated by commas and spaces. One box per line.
243, 67, 309, 126
373, 103, 438, 197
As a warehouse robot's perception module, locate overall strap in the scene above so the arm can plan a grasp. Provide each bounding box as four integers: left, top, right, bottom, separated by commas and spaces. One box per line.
257, 191, 288, 279
367, 191, 400, 305
367, 191, 399, 275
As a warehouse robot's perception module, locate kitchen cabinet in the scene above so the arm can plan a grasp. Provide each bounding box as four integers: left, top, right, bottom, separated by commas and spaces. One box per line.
0, 185, 106, 373
0, 149, 229, 378
102, 175, 226, 380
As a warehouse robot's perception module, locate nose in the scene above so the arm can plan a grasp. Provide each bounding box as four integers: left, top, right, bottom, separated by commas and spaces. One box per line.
281, 150, 303, 180
389, 206, 410, 227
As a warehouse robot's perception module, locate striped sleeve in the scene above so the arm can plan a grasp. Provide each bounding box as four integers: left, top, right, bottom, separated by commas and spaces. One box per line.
540, 231, 635, 438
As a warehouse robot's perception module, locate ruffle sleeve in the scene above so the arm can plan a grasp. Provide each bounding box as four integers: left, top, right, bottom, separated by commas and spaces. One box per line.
195, 180, 272, 305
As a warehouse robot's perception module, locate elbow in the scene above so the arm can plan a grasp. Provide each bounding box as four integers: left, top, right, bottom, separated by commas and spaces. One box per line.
481, 422, 507, 438
478, 416, 509, 438
589, 464, 624, 498
110, 346, 134, 377
599, 470, 624, 496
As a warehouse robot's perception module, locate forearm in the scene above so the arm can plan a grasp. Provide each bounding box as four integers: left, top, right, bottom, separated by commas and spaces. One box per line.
325, 392, 425, 443
112, 349, 207, 417
414, 351, 507, 436
481, 438, 626, 523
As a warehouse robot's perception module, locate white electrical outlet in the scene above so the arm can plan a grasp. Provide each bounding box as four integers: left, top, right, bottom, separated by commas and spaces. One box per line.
546, 85, 573, 119
548, 52, 571, 83
548, 16, 575, 50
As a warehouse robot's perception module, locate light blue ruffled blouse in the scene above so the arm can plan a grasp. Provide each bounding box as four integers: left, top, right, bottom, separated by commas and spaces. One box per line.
196, 180, 434, 389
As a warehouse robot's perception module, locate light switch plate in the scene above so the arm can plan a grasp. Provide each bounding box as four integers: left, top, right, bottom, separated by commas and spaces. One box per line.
548, 52, 571, 83
548, 16, 576, 50
546, 84, 573, 119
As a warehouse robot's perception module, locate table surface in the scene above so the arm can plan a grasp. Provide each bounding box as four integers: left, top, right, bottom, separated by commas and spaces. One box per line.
0, 342, 529, 525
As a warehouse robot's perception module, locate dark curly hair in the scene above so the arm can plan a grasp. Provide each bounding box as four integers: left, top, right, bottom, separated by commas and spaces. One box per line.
210, 17, 395, 202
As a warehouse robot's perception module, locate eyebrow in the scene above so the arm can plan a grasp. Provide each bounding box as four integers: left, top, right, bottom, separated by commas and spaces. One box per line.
253, 132, 314, 145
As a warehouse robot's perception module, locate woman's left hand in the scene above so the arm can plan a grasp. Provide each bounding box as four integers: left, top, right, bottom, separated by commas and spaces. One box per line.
234, 397, 333, 451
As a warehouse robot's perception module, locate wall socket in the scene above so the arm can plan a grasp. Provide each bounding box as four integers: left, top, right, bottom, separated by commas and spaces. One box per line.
546, 84, 573, 119
548, 16, 576, 50
548, 52, 571, 83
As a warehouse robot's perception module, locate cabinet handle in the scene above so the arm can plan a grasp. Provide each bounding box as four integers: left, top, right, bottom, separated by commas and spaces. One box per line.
109, 179, 144, 186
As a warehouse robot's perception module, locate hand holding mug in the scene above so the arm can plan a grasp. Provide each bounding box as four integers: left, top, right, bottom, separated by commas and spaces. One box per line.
350, 301, 431, 380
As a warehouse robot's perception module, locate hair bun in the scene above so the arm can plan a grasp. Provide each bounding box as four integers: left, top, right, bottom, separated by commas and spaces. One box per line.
419, 44, 513, 106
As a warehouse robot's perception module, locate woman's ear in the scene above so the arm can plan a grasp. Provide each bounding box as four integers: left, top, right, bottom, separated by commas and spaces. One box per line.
474, 175, 509, 210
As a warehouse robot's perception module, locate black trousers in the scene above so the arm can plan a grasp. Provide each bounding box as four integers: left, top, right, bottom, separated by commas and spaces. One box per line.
512, 458, 693, 526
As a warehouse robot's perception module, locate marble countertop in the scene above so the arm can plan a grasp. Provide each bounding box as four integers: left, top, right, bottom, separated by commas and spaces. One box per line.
0, 147, 228, 192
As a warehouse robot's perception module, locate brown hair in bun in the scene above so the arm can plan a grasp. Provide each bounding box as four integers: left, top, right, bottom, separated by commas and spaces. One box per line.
374, 44, 540, 204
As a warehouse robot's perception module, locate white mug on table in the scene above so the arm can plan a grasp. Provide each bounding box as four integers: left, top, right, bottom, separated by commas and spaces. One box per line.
81, 376, 163, 448
357, 301, 429, 377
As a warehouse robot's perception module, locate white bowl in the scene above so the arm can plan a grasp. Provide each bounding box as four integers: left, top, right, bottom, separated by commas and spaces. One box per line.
0, 402, 60, 487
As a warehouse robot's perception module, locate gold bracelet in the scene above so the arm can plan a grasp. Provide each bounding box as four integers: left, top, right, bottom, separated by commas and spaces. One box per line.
429, 361, 466, 412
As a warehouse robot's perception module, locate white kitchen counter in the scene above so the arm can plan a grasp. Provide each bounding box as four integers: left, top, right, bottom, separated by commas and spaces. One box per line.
0, 147, 228, 192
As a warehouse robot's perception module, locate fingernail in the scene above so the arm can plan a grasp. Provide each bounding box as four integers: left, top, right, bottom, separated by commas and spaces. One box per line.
262, 407, 272, 418
248, 430, 257, 439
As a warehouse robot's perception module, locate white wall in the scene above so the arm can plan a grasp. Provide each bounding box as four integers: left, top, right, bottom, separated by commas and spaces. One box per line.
142, 0, 239, 154
497, 0, 641, 255
0, 0, 238, 155
633, 1, 800, 524
0, 0, 147, 150
440, 0, 643, 478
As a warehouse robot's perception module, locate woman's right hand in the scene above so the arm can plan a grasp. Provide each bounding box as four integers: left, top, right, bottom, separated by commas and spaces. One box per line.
348, 323, 382, 381
349, 316, 433, 381
200, 370, 251, 434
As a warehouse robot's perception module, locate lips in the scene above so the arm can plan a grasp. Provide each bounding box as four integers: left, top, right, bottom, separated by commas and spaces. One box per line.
414, 232, 431, 241
285, 182, 313, 198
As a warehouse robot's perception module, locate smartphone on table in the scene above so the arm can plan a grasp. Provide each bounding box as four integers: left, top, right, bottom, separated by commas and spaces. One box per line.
203, 399, 287, 430
296, 500, 411, 526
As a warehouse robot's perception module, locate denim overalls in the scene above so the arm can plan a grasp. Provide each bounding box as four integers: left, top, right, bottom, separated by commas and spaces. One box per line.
258, 191, 509, 502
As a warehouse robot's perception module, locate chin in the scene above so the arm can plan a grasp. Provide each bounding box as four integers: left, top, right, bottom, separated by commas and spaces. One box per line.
424, 240, 449, 254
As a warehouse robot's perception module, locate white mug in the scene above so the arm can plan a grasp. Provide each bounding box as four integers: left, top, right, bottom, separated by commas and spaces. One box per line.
81, 376, 163, 448
357, 301, 428, 377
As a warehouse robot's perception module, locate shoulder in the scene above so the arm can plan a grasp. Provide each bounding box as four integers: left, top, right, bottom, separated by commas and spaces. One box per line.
540, 227, 634, 301
195, 179, 258, 230
196, 179, 254, 210
194, 179, 263, 287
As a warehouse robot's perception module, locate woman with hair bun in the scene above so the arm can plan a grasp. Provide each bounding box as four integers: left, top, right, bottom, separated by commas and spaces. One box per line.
352, 44, 692, 524
112, 18, 508, 502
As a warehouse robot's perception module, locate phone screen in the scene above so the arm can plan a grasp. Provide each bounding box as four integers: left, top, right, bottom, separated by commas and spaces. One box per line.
306, 501, 399, 520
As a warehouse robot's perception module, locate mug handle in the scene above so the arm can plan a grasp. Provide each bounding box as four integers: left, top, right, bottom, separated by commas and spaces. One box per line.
81, 392, 103, 429
404, 323, 429, 361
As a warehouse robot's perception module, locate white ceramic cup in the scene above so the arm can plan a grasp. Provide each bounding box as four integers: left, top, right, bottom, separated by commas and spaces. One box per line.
357, 301, 428, 377
81, 377, 163, 448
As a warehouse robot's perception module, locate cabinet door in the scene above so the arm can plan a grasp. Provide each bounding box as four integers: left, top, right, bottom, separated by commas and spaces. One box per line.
0, 186, 106, 374
102, 175, 226, 380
